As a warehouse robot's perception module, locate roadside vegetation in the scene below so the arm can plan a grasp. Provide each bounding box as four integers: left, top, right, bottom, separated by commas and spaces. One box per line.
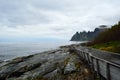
91, 41, 120, 53
87, 21, 120, 53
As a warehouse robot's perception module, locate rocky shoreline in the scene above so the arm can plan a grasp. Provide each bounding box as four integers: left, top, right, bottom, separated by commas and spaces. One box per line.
0, 44, 92, 80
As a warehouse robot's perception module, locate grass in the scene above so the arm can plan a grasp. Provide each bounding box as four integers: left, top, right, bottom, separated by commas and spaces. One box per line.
91, 41, 120, 53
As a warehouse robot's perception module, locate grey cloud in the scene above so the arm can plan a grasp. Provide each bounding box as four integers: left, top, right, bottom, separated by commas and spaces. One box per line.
0, 0, 51, 27
30, 0, 65, 11
0, 0, 119, 27
0, 0, 120, 39
51, 27, 66, 32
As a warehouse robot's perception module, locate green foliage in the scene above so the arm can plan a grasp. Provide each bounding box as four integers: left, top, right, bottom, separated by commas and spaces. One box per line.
91, 41, 120, 53
92, 22, 120, 44
88, 21, 120, 53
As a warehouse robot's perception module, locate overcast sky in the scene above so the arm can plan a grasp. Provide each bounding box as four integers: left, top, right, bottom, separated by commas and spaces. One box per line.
0, 0, 120, 42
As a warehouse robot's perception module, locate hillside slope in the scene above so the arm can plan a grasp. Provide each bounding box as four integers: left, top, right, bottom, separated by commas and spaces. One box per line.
89, 22, 120, 53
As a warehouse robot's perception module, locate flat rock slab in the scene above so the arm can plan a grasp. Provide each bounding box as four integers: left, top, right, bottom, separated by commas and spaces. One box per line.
0, 48, 70, 80
0, 46, 93, 80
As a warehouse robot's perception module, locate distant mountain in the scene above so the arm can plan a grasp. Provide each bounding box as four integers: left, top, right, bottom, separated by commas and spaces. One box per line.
70, 25, 108, 41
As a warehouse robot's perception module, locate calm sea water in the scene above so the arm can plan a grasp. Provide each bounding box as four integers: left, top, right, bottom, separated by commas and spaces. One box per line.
0, 41, 81, 61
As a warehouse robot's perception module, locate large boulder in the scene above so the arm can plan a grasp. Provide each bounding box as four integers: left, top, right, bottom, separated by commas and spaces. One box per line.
64, 62, 76, 74
64, 54, 80, 74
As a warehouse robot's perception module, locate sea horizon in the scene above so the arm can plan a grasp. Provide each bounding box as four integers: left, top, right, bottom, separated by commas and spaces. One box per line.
0, 41, 83, 61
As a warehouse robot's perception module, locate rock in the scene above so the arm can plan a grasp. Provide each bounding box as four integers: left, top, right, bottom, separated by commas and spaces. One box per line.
70, 26, 108, 41
0, 60, 3, 63
64, 54, 81, 74
44, 69, 59, 78
16, 61, 57, 80
0, 46, 93, 80
64, 62, 76, 74
0, 50, 69, 80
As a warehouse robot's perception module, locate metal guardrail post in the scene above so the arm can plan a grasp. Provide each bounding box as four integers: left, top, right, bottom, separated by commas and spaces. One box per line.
96, 58, 102, 80
86, 53, 90, 64
83, 52, 86, 62
80, 51, 83, 60
90, 56, 96, 80
75, 48, 120, 80
83, 52, 85, 59
106, 63, 111, 80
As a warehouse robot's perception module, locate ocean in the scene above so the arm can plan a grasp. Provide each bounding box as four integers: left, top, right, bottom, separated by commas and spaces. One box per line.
0, 41, 81, 61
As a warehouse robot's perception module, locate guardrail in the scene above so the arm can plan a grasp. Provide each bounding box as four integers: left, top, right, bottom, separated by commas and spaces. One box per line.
71, 46, 120, 80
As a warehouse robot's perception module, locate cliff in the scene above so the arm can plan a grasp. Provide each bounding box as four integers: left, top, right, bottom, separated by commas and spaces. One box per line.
70, 25, 108, 41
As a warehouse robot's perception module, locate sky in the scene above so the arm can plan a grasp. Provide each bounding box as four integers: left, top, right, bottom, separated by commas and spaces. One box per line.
0, 0, 120, 42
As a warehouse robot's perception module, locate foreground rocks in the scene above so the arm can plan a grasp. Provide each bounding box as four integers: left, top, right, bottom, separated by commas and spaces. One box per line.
0, 46, 92, 80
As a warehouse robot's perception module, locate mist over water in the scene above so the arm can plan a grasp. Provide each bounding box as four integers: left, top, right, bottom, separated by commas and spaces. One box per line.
0, 41, 82, 61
